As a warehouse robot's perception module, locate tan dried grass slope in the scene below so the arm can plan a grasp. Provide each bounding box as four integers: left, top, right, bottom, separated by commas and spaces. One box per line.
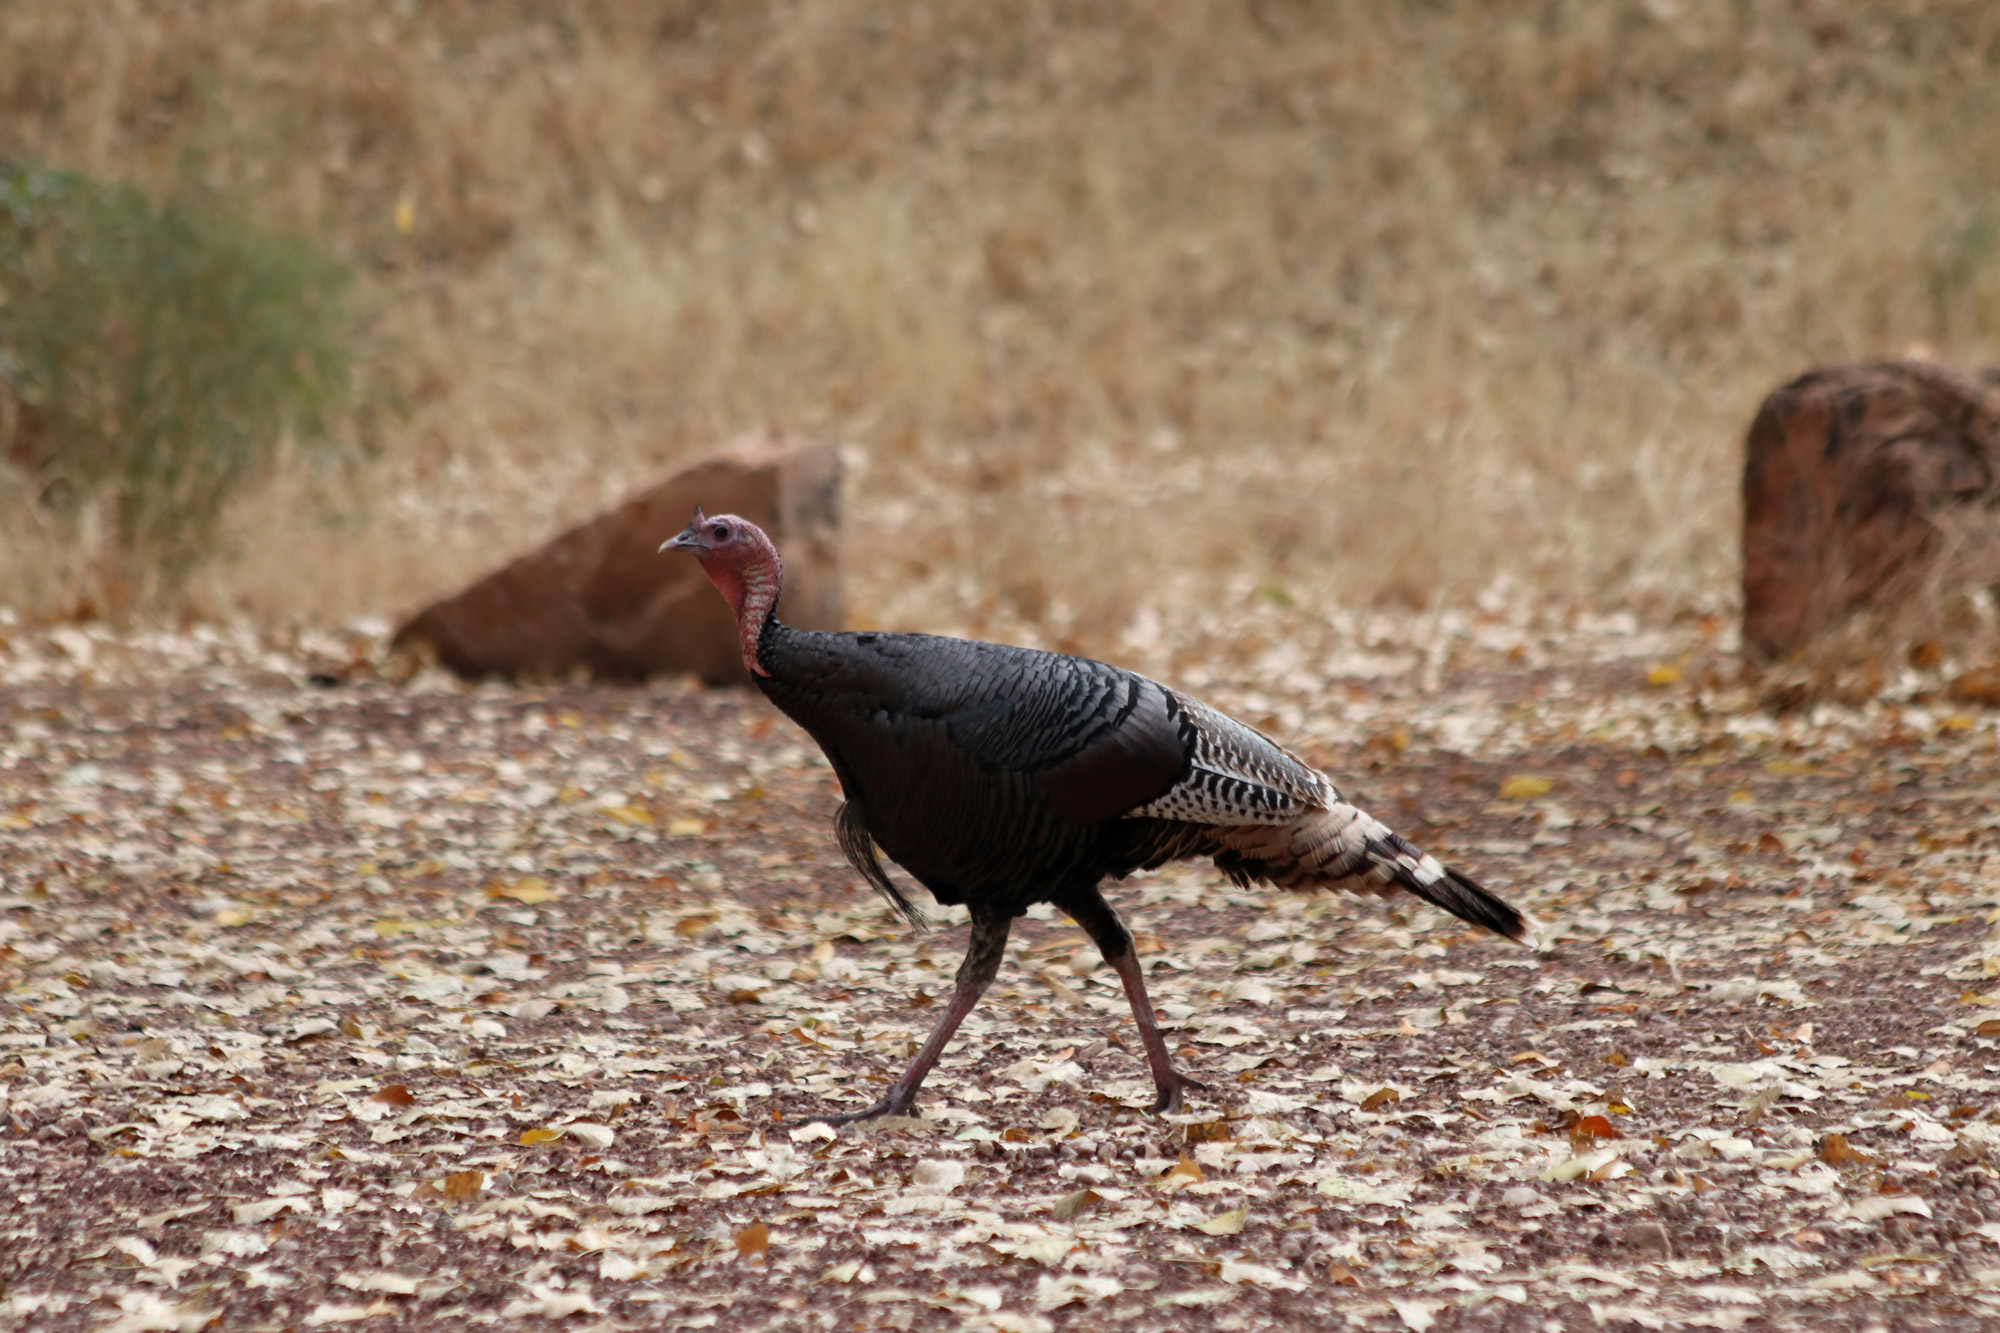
2, 2, 1998, 643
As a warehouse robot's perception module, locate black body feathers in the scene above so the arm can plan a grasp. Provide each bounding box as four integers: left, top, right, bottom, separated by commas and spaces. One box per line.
753, 621, 1533, 945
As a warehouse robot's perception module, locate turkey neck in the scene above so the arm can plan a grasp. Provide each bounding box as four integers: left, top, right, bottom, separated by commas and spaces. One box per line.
707, 536, 782, 677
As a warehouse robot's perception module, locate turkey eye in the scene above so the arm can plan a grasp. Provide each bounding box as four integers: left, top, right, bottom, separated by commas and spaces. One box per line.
711, 523, 729, 540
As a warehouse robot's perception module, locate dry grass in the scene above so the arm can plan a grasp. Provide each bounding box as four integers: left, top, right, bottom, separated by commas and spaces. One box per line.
3, 1, 1999, 652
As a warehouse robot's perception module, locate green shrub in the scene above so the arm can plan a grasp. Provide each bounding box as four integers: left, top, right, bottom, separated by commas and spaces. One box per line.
0, 165, 352, 576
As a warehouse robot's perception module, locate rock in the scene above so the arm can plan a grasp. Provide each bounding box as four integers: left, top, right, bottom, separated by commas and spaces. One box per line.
1741, 360, 2000, 662
392, 433, 842, 683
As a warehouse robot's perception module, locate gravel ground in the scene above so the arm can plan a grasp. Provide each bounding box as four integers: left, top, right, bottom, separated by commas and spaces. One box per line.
4, 619, 2000, 1332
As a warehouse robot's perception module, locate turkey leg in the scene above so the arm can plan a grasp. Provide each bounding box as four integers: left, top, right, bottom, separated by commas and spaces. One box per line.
1063, 890, 1206, 1114
808, 908, 1012, 1125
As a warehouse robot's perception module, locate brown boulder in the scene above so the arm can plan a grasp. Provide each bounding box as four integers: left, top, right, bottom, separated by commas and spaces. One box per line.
393, 434, 842, 683
1741, 361, 2000, 663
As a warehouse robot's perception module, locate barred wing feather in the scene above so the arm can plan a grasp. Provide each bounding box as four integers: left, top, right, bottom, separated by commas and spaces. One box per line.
1128, 692, 1332, 825
1125, 691, 1537, 946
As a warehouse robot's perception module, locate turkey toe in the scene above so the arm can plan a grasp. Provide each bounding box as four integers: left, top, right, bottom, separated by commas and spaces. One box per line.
1149, 1073, 1207, 1116
807, 1096, 916, 1127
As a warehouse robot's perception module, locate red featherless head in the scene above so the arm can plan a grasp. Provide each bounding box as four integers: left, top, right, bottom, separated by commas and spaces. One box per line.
659, 507, 782, 676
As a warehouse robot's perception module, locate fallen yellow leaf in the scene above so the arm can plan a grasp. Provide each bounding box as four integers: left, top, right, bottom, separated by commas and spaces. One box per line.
603, 805, 654, 827
214, 908, 252, 928
489, 876, 554, 905
1645, 664, 1683, 687
518, 1127, 564, 1146
1499, 775, 1555, 800
1157, 1156, 1204, 1192
1195, 1207, 1249, 1236
668, 817, 709, 837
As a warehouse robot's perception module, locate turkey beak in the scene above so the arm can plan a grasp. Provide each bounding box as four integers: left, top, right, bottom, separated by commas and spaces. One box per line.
659, 524, 707, 555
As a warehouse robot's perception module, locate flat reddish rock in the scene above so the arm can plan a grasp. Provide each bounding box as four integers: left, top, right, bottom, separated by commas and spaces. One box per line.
393, 434, 842, 683
1741, 360, 2000, 662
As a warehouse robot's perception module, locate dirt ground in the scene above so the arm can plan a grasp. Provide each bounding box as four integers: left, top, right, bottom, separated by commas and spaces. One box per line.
4, 619, 2000, 1332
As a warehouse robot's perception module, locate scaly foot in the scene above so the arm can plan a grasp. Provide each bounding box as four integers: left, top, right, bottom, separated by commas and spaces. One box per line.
805, 1092, 918, 1126
1149, 1072, 1207, 1115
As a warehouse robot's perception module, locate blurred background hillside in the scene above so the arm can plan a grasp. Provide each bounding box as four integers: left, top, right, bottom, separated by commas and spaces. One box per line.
2, 1, 1997, 660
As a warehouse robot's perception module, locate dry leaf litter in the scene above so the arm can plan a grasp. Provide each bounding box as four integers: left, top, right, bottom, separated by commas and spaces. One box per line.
3, 604, 1999, 1331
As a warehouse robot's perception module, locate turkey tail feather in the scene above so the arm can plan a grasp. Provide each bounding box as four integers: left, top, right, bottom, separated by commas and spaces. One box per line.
1350, 824, 1535, 945
835, 802, 929, 929
1208, 804, 1537, 946
1391, 858, 1535, 945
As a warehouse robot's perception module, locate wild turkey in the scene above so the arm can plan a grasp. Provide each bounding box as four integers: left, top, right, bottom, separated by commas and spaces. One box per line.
662, 509, 1535, 1122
